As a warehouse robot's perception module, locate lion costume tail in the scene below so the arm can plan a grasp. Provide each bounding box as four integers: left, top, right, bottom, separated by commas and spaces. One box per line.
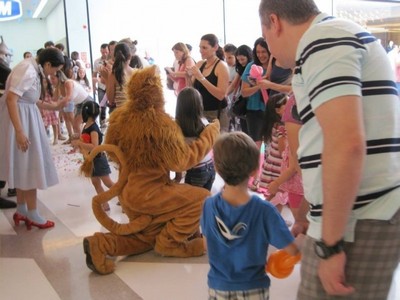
80, 144, 152, 235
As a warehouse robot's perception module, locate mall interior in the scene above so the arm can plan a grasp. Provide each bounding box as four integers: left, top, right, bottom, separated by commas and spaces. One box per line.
0, 0, 399, 299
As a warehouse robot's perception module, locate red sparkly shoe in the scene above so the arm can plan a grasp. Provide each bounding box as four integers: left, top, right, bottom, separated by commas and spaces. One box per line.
25, 219, 55, 230
13, 212, 28, 226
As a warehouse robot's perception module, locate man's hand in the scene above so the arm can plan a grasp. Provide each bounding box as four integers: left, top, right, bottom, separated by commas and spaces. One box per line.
318, 252, 355, 296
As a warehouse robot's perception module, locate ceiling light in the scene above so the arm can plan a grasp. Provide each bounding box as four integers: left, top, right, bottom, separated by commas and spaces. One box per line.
32, 0, 48, 18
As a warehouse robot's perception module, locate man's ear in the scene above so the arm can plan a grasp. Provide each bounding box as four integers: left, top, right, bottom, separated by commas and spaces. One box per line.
269, 13, 282, 35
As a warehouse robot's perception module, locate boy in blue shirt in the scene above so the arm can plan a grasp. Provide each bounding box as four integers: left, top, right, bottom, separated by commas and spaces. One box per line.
201, 132, 299, 299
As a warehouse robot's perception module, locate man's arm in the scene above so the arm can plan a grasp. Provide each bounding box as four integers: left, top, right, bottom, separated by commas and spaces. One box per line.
315, 95, 365, 295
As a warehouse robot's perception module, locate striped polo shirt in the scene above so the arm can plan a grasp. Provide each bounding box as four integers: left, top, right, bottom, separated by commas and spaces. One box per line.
292, 13, 400, 241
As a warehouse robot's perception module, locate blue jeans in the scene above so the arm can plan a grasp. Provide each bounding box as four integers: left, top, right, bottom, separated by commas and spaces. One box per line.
185, 161, 215, 191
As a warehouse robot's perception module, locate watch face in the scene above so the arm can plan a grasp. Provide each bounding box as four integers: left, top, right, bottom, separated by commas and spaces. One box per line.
314, 242, 328, 258
314, 239, 345, 259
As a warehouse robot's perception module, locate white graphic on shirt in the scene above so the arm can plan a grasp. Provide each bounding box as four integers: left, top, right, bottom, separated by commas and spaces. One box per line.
215, 216, 247, 240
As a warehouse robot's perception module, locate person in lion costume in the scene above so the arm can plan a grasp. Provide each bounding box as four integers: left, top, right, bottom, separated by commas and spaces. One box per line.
81, 65, 220, 275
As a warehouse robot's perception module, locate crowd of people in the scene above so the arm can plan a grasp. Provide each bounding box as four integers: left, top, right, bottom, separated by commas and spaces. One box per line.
0, 0, 399, 299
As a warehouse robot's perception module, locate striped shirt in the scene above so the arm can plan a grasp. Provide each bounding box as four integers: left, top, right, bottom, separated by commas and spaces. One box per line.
115, 84, 126, 108
292, 13, 400, 241
260, 124, 286, 189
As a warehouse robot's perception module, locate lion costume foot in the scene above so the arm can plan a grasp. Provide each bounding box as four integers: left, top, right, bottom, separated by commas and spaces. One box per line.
154, 237, 205, 258
83, 236, 115, 275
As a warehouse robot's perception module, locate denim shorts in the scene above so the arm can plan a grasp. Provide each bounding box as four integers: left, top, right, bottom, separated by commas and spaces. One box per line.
185, 160, 215, 191
92, 153, 111, 177
75, 96, 94, 117
63, 101, 74, 113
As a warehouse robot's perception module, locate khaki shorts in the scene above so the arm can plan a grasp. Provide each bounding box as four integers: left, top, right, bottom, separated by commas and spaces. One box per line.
208, 288, 269, 300
297, 208, 400, 300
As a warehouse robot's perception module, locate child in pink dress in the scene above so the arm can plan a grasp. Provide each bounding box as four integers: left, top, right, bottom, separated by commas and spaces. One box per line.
40, 86, 59, 145
259, 93, 288, 210
266, 94, 306, 233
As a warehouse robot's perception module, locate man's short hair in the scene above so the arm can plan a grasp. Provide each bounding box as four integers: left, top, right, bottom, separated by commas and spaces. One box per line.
259, 0, 320, 28
213, 132, 260, 186
44, 41, 55, 48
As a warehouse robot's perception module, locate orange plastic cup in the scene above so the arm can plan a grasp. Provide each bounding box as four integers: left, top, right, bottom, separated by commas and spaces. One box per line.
266, 250, 301, 279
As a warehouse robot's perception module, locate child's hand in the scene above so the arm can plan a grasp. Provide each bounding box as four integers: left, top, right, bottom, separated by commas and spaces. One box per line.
267, 181, 280, 196
291, 220, 309, 238
71, 139, 80, 147
294, 233, 306, 252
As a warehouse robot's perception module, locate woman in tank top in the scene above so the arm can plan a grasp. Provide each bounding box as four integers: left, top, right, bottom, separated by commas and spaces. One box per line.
188, 34, 230, 132
106, 42, 134, 112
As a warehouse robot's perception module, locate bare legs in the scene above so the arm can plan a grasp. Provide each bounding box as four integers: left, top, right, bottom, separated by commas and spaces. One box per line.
91, 176, 114, 211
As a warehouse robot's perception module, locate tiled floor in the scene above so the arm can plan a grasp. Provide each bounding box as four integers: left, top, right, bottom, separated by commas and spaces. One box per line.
0, 89, 399, 300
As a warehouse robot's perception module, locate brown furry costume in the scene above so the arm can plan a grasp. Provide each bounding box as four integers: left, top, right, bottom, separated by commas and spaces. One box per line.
81, 66, 220, 275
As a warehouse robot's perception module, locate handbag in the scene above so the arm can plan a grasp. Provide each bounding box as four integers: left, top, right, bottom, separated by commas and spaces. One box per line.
165, 67, 174, 90
231, 95, 247, 116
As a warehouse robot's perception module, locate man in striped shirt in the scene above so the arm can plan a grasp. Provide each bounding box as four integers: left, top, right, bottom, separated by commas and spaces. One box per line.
259, 0, 400, 299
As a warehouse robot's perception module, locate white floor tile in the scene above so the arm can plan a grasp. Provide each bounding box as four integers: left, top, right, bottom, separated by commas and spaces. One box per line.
116, 262, 210, 300
0, 258, 61, 300
0, 211, 17, 235
115, 260, 301, 300
388, 263, 400, 300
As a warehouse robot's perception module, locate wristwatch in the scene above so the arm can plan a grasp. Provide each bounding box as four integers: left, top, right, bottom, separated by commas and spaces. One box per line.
314, 239, 345, 259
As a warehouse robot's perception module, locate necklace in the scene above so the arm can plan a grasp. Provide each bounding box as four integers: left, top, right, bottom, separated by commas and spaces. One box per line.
204, 57, 218, 70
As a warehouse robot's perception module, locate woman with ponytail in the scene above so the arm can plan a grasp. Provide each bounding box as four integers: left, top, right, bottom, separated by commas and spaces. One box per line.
106, 42, 134, 111
0, 47, 66, 229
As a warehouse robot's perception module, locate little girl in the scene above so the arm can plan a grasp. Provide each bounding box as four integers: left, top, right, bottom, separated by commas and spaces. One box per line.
71, 100, 114, 211
174, 87, 215, 191
267, 94, 308, 235
40, 82, 59, 145
76, 67, 92, 93
258, 93, 288, 210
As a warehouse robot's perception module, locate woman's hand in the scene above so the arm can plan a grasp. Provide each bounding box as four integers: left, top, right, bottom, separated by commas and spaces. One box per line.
99, 64, 111, 83
257, 79, 272, 89
16, 131, 30, 152
186, 65, 202, 81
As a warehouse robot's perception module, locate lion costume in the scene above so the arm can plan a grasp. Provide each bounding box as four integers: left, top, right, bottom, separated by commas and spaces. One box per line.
81, 66, 220, 275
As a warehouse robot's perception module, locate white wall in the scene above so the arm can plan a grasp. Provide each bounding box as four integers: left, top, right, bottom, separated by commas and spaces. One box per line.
0, 1, 66, 68
46, 0, 67, 46
1, 19, 47, 67
86, 0, 334, 71
87, 0, 225, 68
0, 0, 336, 69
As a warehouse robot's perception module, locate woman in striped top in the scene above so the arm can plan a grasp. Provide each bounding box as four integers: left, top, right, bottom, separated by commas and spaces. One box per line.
106, 42, 134, 112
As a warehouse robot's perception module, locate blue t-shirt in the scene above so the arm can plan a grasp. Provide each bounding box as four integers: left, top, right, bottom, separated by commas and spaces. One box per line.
200, 193, 294, 291
241, 62, 266, 111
